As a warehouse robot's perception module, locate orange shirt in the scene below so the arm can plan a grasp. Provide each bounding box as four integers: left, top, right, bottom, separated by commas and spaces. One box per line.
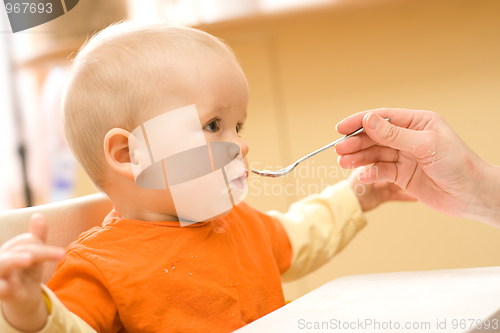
47, 202, 292, 333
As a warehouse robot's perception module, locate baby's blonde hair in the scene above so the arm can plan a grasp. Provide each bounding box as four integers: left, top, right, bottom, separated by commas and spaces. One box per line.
62, 21, 240, 188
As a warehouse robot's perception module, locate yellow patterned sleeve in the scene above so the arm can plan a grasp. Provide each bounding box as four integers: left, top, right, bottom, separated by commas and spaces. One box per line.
268, 180, 366, 282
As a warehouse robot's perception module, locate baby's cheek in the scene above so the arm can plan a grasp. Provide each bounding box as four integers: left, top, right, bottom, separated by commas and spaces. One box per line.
145, 189, 177, 214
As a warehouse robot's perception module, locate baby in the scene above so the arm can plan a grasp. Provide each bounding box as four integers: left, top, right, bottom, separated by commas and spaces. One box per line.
0, 22, 413, 333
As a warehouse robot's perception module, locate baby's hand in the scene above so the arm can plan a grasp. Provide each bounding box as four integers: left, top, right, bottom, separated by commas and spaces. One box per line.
0, 213, 65, 332
348, 167, 416, 212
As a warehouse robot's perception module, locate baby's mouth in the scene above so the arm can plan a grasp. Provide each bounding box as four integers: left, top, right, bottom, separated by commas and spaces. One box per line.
229, 170, 248, 190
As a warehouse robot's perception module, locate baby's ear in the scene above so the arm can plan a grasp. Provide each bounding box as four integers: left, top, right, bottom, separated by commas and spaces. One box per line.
104, 128, 134, 180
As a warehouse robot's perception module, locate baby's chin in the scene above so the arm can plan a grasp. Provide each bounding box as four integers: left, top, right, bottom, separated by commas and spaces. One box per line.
131, 192, 178, 221
199, 209, 233, 222
148, 196, 233, 223
132, 171, 247, 223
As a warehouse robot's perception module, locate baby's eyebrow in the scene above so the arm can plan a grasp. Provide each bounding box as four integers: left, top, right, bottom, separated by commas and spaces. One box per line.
207, 105, 225, 116
240, 110, 248, 122
208, 105, 247, 120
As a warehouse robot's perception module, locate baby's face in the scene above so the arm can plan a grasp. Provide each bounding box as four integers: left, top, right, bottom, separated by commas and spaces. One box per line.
134, 54, 250, 221
191, 58, 250, 179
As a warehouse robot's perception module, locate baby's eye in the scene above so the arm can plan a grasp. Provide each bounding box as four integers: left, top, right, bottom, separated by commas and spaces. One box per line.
204, 120, 219, 133
236, 123, 244, 135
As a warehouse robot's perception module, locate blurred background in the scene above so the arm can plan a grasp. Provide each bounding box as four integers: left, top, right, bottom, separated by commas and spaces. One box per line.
1, 0, 499, 300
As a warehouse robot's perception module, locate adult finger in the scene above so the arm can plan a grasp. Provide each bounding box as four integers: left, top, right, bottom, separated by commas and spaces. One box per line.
335, 133, 378, 156
361, 113, 433, 155
336, 108, 434, 135
29, 214, 48, 244
338, 146, 399, 169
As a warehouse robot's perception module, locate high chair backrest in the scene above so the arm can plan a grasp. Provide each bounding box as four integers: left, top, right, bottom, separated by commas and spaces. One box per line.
0, 194, 113, 283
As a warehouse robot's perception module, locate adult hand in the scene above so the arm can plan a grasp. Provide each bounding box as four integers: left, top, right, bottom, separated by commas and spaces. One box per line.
335, 108, 500, 226
0, 214, 66, 332
347, 167, 416, 212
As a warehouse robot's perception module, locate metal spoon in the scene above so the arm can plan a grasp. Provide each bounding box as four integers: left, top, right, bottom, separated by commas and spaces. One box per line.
252, 118, 391, 178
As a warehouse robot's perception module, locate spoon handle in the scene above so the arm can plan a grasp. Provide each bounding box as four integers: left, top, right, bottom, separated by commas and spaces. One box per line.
296, 118, 391, 165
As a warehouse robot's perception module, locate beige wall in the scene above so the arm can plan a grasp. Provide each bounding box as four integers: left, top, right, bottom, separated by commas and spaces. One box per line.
204, 0, 500, 300
76, 0, 500, 300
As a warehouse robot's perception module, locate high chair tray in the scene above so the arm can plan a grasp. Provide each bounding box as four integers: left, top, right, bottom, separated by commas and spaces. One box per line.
235, 266, 500, 333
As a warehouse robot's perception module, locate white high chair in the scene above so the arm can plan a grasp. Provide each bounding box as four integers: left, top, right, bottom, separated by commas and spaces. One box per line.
2, 195, 499, 333
0, 194, 113, 283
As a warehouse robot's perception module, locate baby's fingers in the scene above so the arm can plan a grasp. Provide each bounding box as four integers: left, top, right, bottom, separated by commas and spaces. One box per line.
0, 269, 27, 300
0, 278, 16, 299
378, 183, 417, 203
9, 244, 66, 265
28, 213, 48, 243
0, 245, 65, 278
0, 278, 10, 296
0, 253, 33, 277
358, 162, 397, 184
1, 233, 44, 253
0, 214, 49, 253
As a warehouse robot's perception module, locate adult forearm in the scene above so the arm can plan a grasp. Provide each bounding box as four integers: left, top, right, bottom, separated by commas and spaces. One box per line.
465, 161, 500, 228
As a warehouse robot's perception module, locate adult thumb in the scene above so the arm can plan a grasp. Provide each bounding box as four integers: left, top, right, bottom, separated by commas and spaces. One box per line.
362, 113, 424, 153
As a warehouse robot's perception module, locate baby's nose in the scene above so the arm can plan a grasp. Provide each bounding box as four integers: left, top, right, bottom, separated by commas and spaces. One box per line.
235, 139, 249, 159
228, 144, 240, 160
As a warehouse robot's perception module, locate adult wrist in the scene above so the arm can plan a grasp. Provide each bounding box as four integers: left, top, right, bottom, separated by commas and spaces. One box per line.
464, 160, 500, 227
